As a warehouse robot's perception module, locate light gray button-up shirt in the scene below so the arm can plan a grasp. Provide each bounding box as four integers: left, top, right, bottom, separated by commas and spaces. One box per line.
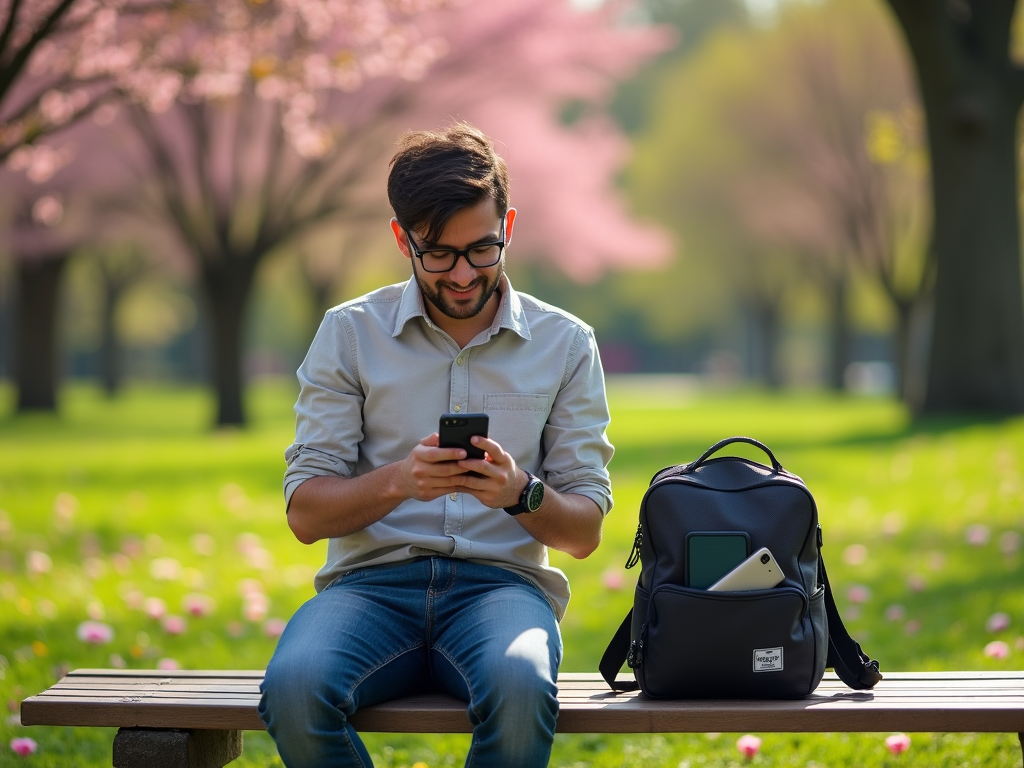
283, 276, 614, 619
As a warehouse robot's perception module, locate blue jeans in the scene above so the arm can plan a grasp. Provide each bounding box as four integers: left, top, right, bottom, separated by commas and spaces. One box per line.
258, 557, 562, 767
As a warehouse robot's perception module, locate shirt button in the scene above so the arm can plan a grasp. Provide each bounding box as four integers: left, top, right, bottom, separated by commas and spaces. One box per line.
456, 356, 465, 366
450, 493, 458, 501
453, 404, 462, 412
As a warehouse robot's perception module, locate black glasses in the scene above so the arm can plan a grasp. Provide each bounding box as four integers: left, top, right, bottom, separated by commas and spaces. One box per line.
405, 221, 506, 273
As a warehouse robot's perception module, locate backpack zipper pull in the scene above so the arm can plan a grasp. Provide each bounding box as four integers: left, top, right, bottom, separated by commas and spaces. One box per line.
625, 524, 643, 569
627, 637, 644, 668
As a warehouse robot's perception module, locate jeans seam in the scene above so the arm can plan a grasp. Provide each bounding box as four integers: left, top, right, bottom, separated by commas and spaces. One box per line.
342, 642, 427, 704
434, 645, 481, 731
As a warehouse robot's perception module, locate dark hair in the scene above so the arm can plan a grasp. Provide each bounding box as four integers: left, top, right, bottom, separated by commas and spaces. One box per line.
387, 122, 510, 243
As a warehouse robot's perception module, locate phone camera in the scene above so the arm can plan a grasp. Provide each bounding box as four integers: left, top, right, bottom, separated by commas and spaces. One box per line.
760, 553, 770, 564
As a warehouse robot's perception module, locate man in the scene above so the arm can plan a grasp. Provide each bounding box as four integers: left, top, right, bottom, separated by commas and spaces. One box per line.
259, 123, 614, 767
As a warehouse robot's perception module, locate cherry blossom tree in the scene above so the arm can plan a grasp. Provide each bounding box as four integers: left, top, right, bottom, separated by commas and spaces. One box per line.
2, 0, 449, 414
100, 0, 671, 426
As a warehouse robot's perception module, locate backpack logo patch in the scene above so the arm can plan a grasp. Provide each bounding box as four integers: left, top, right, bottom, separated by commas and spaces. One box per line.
753, 647, 784, 672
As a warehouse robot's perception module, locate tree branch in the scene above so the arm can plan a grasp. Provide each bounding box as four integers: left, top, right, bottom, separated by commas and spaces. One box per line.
0, 0, 77, 102
0, 0, 25, 66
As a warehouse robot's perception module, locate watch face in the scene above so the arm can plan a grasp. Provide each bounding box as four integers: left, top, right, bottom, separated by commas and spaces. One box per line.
526, 480, 545, 512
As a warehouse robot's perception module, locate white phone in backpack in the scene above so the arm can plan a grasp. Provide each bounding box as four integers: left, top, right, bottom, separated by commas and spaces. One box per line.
707, 547, 784, 591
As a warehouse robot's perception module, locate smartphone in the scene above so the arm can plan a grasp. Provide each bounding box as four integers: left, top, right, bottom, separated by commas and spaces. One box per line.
707, 547, 785, 592
438, 413, 489, 460
686, 532, 749, 589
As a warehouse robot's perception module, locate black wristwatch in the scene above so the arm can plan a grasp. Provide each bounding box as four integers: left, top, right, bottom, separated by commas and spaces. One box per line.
504, 471, 544, 516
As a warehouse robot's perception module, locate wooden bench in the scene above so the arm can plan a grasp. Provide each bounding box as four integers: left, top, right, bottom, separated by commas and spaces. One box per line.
21, 668, 1024, 767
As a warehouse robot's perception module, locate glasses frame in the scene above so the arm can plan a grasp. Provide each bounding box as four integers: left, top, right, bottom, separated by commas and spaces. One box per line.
404, 219, 507, 273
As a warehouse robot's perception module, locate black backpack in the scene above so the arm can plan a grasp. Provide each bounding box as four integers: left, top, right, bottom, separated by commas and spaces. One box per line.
600, 437, 882, 699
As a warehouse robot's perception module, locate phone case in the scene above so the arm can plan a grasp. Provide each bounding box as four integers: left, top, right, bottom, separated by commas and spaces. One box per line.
707, 547, 784, 591
438, 413, 489, 459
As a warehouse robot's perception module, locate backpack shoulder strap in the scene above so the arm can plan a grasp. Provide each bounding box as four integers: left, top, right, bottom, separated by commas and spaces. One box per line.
599, 608, 639, 691
820, 553, 883, 689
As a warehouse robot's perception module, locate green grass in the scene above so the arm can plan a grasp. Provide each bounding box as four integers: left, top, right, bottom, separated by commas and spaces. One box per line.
1, 379, 1022, 767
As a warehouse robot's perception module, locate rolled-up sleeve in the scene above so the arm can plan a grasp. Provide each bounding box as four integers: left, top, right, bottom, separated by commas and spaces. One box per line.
541, 325, 614, 515
283, 311, 364, 507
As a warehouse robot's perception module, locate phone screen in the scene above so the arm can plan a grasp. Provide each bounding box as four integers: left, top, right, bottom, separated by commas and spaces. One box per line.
686, 532, 750, 588
439, 413, 489, 460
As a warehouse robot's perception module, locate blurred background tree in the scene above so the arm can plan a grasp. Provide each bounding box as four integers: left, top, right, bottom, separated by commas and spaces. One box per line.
884, 0, 1024, 414
5, 0, 1024, 421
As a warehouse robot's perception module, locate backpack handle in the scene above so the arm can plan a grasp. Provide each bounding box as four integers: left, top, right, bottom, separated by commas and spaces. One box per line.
689, 436, 783, 473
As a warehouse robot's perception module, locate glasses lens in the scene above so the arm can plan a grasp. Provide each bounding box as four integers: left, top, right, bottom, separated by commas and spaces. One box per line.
418, 244, 503, 272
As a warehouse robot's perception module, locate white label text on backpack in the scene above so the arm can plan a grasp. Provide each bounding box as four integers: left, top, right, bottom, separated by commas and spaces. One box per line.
753, 647, 784, 672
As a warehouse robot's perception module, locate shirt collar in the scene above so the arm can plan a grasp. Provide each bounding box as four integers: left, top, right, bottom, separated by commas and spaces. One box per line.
393, 275, 532, 342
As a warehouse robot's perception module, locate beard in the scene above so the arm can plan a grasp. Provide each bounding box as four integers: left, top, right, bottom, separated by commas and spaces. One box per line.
413, 260, 505, 321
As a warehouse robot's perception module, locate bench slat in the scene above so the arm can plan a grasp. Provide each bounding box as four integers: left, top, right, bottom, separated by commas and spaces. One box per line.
21, 671, 1024, 735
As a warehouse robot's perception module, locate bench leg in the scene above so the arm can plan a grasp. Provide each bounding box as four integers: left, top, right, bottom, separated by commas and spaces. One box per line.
112, 728, 242, 768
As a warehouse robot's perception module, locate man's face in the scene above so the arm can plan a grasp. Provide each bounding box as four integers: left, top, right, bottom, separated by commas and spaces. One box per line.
406, 197, 509, 323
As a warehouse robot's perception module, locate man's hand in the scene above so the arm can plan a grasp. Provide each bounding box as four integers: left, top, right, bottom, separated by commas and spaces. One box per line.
448, 435, 525, 509
395, 433, 485, 502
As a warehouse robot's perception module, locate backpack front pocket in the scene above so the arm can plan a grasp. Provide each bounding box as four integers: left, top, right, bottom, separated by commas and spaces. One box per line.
638, 585, 819, 699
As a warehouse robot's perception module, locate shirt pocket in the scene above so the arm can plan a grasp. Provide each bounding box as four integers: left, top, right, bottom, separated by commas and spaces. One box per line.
483, 393, 550, 466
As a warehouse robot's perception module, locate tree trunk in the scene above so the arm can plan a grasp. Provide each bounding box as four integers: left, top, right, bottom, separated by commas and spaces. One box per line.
99, 282, 124, 397
199, 259, 257, 427
824, 274, 850, 392
745, 299, 782, 389
887, 1, 1024, 414
894, 294, 933, 413
921, 101, 1024, 412
15, 255, 70, 411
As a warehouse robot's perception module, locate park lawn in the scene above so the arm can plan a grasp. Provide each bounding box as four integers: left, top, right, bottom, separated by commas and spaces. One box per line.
0, 378, 1022, 767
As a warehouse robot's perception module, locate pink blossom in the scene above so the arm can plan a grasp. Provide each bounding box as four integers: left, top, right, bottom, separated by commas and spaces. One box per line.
906, 574, 926, 592
999, 531, 1021, 555
264, 618, 287, 638
884, 605, 905, 622
602, 569, 624, 591
736, 734, 762, 759
904, 620, 921, 635
847, 585, 871, 604
984, 641, 1010, 659
161, 615, 187, 635
144, 597, 167, 619
842, 544, 868, 566
26, 550, 53, 575
885, 733, 911, 755
965, 524, 991, 546
986, 612, 1011, 633
10, 737, 37, 756
76, 621, 114, 645
157, 658, 180, 671
182, 593, 215, 617
244, 593, 269, 622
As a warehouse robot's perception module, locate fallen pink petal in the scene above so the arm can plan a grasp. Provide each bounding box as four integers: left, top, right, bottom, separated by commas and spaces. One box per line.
182, 593, 215, 617
76, 621, 114, 645
161, 615, 187, 635
847, 585, 871, 604
264, 618, 288, 638
885, 733, 911, 754
984, 640, 1010, 659
10, 737, 38, 756
985, 612, 1011, 633
602, 569, 624, 591
965, 524, 990, 546
736, 734, 762, 759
